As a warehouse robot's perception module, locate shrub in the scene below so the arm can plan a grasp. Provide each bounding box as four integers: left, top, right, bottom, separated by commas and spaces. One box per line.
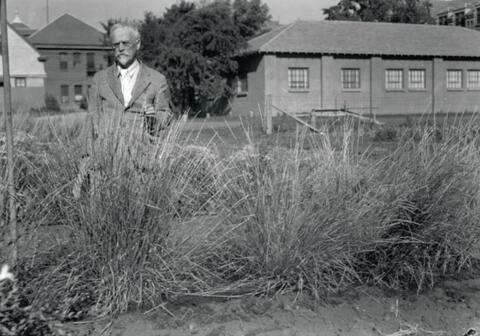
44, 94, 60, 112
373, 126, 397, 142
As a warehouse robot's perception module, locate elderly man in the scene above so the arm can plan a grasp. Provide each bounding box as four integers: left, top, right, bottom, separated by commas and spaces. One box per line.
88, 23, 173, 136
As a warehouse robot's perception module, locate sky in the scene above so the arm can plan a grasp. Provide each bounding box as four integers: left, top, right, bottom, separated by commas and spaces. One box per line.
7, 0, 339, 30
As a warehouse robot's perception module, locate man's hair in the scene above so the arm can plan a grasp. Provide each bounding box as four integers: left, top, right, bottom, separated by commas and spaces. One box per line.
109, 23, 140, 41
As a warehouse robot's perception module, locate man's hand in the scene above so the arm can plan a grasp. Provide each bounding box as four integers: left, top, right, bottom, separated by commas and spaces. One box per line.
143, 106, 172, 135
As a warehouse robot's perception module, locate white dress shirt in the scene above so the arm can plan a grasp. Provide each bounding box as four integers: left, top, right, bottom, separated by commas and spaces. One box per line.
117, 60, 140, 107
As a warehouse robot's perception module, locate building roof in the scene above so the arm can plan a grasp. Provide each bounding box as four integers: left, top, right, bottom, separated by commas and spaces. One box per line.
10, 11, 36, 37
238, 20, 480, 58
29, 13, 106, 48
0, 25, 46, 77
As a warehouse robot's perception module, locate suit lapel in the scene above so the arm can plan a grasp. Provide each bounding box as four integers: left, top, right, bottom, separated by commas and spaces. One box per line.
106, 66, 124, 107
128, 64, 151, 109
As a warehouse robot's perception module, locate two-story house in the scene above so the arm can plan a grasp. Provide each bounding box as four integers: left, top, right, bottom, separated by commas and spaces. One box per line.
29, 13, 111, 110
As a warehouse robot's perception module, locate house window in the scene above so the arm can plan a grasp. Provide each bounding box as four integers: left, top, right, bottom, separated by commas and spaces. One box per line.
14, 77, 26, 87
59, 52, 68, 70
237, 73, 248, 94
342, 68, 360, 89
61, 85, 69, 104
87, 53, 95, 70
385, 69, 403, 90
467, 70, 480, 90
408, 69, 426, 90
74, 85, 83, 102
288, 67, 309, 90
438, 15, 448, 25
466, 18, 475, 28
73, 52, 81, 67
447, 70, 463, 89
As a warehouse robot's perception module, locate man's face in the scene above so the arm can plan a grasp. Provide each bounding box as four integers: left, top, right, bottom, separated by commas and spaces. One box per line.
111, 28, 140, 69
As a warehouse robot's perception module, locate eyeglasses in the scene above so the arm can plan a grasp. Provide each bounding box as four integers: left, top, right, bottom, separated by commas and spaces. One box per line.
111, 40, 138, 50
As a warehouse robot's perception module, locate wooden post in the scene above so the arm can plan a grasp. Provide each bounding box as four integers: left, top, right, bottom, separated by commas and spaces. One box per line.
265, 94, 272, 135
1, 0, 17, 267
310, 112, 316, 129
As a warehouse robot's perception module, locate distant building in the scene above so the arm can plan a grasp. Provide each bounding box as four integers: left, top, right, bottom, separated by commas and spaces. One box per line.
433, 0, 480, 30
10, 11, 36, 37
29, 13, 111, 110
0, 23, 46, 111
232, 20, 480, 117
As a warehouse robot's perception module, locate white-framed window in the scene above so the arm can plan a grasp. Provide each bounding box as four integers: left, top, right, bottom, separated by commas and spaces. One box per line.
408, 69, 426, 90
467, 70, 480, 90
341, 68, 360, 89
288, 67, 309, 90
447, 70, 463, 89
385, 69, 403, 90
237, 73, 248, 95
14, 77, 26, 88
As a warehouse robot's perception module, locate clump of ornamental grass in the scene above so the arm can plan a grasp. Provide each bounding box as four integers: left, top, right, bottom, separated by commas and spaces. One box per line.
4, 112, 225, 317
5, 110, 480, 321
211, 128, 367, 297
208, 118, 480, 297
356, 122, 480, 290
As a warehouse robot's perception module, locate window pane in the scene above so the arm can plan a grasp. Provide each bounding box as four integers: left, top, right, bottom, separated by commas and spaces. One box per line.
342, 68, 360, 89
87, 53, 95, 70
467, 70, 480, 89
447, 70, 463, 89
408, 69, 425, 89
385, 69, 403, 89
59, 52, 68, 70
73, 53, 81, 67
14, 77, 26, 87
237, 74, 248, 94
288, 68, 309, 90
74, 85, 82, 95
61, 85, 69, 104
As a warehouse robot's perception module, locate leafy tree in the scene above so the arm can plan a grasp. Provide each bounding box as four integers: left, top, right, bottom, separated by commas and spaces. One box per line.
138, 0, 270, 115
233, 0, 272, 38
324, 0, 434, 24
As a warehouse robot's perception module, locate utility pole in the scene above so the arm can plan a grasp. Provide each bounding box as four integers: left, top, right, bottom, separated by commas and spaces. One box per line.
1, 0, 17, 267
46, 0, 50, 24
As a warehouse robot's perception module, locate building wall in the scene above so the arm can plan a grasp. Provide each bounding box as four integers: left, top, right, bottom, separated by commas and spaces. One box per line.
230, 54, 265, 117
435, 58, 480, 113
270, 54, 322, 116
0, 26, 47, 111
0, 88, 46, 112
39, 48, 109, 109
322, 56, 371, 113
371, 58, 433, 115
231, 53, 480, 117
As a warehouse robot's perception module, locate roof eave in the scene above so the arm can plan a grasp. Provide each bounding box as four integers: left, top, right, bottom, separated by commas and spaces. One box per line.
33, 44, 110, 50
234, 50, 480, 59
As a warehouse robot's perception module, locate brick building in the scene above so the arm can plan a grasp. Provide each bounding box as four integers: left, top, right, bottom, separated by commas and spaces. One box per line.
29, 13, 110, 110
232, 20, 480, 117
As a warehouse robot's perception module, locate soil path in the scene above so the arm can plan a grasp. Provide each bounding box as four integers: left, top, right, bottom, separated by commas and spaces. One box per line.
72, 278, 480, 336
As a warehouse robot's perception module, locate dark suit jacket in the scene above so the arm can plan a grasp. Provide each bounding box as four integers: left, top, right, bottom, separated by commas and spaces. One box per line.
88, 62, 173, 134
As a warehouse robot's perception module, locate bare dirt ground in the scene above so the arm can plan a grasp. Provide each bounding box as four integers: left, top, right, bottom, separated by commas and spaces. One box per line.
70, 277, 480, 336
